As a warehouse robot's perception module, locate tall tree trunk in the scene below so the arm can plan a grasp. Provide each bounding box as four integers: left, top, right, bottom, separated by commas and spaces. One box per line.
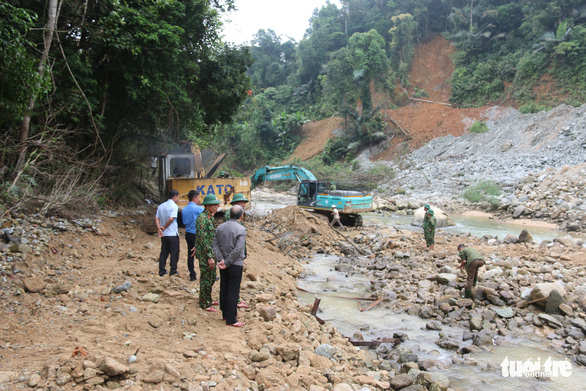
14, 0, 59, 175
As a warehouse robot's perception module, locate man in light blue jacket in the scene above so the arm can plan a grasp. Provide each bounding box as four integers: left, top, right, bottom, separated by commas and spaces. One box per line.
181, 190, 204, 281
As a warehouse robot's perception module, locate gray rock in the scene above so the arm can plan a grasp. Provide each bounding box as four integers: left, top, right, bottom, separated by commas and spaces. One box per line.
529, 283, 567, 306
576, 355, 586, 366
436, 273, 458, 284
399, 353, 418, 364
435, 333, 460, 350
473, 331, 493, 347
389, 373, 414, 390
494, 307, 515, 319
538, 314, 563, 329
559, 303, 574, 317
113, 281, 132, 294
544, 290, 566, 315
513, 205, 527, 218
470, 317, 482, 331
426, 321, 442, 331
315, 344, 335, 359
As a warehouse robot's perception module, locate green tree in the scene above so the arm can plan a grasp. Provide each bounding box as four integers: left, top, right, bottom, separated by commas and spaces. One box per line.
347, 29, 392, 111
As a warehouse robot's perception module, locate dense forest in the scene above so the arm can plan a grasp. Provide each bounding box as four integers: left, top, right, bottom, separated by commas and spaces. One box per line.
1, 0, 586, 210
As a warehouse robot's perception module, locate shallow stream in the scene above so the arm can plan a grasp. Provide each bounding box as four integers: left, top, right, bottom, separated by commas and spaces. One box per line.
250, 191, 586, 388
297, 255, 586, 391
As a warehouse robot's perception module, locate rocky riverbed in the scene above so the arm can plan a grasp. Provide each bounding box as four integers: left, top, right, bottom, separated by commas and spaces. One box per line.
2, 203, 585, 390
363, 104, 586, 232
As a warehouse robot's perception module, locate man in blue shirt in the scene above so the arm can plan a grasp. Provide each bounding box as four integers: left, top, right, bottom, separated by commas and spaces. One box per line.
181, 190, 204, 281
155, 190, 180, 276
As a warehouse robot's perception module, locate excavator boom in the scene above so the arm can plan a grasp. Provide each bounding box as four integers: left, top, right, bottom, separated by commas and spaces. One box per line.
250, 165, 316, 189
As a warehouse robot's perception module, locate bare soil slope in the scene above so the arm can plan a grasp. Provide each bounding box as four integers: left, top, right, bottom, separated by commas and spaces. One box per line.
287, 36, 490, 163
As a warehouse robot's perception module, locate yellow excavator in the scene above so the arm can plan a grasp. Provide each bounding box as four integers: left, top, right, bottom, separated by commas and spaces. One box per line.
158, 145, 251, 212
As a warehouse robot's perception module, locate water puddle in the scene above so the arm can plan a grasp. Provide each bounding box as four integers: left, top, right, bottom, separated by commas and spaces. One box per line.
298, 254, 586, 390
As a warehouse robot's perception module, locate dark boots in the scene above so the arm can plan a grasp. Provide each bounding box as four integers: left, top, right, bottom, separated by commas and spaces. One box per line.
464, 289, 472, 299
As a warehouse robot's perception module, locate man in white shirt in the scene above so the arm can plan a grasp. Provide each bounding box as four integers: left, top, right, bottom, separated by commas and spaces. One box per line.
155, 190, 180, 276
330, 205, 346, 230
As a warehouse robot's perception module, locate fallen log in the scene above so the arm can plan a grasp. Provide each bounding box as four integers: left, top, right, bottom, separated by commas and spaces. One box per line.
346, 337, 401, 347
358, 297, 383, 312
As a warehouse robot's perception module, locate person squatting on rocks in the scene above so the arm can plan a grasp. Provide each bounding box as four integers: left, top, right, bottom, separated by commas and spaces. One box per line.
457, 244, 485, 299
330, 205, 346, 230
155, 190, 180, 277
181, 190, 204, 281
193, 194, 221, 311
224, 193, 250, 308
213, 205, 247, 327
423, 207, 436, 250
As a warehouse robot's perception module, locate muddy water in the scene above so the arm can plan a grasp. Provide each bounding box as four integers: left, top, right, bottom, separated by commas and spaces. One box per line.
298, 255, 586, 390
363, 213, 586, 245
250, 190, 584, 244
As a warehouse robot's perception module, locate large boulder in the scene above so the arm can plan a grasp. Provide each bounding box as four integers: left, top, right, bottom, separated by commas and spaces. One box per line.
529, 283, 567, 307
411, 207, 454, 228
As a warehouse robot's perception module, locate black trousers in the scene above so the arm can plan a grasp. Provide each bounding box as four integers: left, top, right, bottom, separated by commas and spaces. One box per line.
185, 232, 197, 280
219, 264, 243, 325
158, 235, 179, 276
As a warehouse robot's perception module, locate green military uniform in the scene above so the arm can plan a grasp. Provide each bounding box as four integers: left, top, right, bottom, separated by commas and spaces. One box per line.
459, 247, 484, 271
459, 246, 485, 298
423, 209, 436, 247
195, 209, 217, 309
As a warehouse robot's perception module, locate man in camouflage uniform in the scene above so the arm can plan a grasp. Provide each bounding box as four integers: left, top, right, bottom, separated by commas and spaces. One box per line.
193, 194, 221, 311
423, 208, 436, 250
224, 193, 249, 222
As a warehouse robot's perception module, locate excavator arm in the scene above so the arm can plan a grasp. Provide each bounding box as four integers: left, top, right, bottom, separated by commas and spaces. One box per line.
250, 165, 317, 190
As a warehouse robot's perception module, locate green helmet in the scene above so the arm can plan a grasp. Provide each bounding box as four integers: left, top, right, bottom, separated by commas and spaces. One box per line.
424, 204, 431, 210
427, 209, 435, 216
230, 193, 249, 204
201, 194, 221, 205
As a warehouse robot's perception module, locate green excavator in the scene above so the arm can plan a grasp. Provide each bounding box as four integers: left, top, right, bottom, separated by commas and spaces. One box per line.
250, 165, 374, 226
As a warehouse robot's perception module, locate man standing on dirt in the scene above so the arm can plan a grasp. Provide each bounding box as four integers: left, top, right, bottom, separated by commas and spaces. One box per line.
223, 193, 251, 308
330, 205, 346, 230
423, 208, 436, 250
214, 205, 247, 327
155, 190, 180, 277
193, 194, 221, 311
457, 244, 485, 299
182, 190, 204, 281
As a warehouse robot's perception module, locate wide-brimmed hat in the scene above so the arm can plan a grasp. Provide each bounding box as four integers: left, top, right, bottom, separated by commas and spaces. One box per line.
424, 204, 430, 209
427, 209, 435, 215
230, 193, 249, 204
201, 194, 221, 205
332, 205, 337, 209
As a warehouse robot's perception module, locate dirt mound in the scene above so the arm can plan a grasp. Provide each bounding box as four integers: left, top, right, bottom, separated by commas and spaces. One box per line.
376, 103, 489, 159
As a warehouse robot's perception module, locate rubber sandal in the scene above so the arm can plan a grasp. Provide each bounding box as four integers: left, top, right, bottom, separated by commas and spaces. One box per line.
228, 321, 245, 327
204, 307, 217, 312
237, 302, 250, 308
211, 301, 219, 306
